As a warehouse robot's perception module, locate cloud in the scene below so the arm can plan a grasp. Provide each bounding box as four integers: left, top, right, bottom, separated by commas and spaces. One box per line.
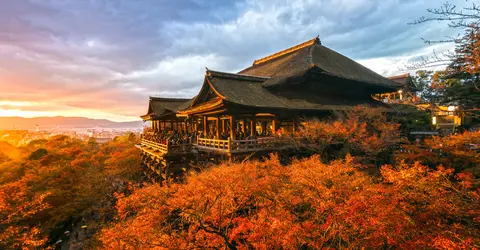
0, 0, 467, 121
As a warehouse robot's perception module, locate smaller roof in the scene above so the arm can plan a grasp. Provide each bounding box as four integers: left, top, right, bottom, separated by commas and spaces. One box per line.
388, 73, 419, 91
388, 73, 410, 84
141, 97, 192, 120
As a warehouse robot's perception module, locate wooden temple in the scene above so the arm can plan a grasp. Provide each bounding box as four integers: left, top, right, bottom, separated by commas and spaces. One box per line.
374, 73, 420, 104
137, 37, 402, 179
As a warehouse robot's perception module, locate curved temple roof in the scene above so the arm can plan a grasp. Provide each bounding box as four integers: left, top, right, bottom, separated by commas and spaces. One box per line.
203, 69, 389, 111
144, 37, 400, 117
141, 97, 192, 120
239, 37, 401, 89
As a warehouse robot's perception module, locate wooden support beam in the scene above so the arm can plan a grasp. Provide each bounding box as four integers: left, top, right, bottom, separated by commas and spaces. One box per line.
292, 119, 296, 133
221, 118, 226, 134
250, 117, 256, 136
216, 117, 220, 139
271, 118, 277, 135
203, 116, 207, 135
230, 115, 236, 140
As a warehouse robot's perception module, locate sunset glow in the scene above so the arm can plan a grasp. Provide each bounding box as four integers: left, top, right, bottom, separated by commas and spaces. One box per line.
0, 0, 461, 122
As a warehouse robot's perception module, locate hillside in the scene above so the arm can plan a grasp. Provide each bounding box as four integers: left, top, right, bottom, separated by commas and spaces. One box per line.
0, 116, 143, 130
0, 141, 26, 160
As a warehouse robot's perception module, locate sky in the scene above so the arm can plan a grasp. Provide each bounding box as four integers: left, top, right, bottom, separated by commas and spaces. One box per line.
0, 0, 464, 122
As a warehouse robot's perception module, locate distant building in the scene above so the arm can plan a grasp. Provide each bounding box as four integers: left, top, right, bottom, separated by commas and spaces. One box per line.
373, 73, 420, 104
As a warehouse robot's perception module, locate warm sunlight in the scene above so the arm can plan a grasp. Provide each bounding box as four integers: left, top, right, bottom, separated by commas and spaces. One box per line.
0, 0, 478, 249
0, 101, 139, 122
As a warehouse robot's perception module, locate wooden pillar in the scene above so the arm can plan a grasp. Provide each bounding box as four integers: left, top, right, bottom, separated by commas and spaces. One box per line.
271, 118, 277, 135
229, 115, 236, 140
184, 120, 188, 132
292, 119, 296, 133
250, 117, 256, 136
203, 116, 207, 135
216, 117, 220, 139
221, 118, 226, 134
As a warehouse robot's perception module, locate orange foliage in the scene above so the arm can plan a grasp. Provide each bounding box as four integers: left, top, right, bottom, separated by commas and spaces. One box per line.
397, 130, 480, 176
0, 134, 142, 249
295, 106, 400, 165
100, 155, 479, 249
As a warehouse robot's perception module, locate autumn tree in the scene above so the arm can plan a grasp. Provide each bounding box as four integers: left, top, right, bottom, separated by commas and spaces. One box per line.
409, 1, 480, 111
0, 134, 143, 249
100, 155, 480, 249
294, 106, 400, 166
396, 130, 480, 176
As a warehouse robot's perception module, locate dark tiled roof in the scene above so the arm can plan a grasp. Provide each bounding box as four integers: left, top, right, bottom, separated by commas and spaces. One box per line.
388, 74, 419, 91
207, 70, 388, 111
388, 73, 410, 84
142, 97, 192, 119
239, 37, 401, 89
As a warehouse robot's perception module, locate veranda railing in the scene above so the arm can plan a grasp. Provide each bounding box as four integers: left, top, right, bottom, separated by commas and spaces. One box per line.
195, 137, 283, 153
140, 139, 192, 154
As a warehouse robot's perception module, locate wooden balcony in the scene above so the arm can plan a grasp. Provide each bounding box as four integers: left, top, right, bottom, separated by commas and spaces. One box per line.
137, 139, 193, 156
195, 137, 287, 154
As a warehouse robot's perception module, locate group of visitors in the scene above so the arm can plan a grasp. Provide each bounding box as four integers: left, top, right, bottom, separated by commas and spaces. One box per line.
198, 128, 275, 140
142, 129, 194, 145
142, 126, 280, 145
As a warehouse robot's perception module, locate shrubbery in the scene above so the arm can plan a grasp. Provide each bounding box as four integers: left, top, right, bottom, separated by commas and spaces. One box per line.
0, 134, 142, 249
294, 106, 400, 166
100, 155, 479, 249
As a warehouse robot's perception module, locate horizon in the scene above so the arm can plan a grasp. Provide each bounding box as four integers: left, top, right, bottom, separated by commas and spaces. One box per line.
0, 0, 465, 121
0, 115, 141, 123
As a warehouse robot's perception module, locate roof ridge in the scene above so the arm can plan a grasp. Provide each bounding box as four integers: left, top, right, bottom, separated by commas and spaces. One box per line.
388, 73, 410, 79
206, 69, 270, 82
149, 96, 191, 102
252, 36, 321, 66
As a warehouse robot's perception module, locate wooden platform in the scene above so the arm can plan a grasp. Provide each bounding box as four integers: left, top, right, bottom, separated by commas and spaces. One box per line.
138, 137, 293, 180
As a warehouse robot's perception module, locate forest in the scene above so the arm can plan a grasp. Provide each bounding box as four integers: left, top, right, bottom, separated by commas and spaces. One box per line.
0, 107, 479, 249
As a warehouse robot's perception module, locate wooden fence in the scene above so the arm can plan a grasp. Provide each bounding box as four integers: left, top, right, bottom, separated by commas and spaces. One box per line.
140, 139, 191, 154
196, 137, 283, 153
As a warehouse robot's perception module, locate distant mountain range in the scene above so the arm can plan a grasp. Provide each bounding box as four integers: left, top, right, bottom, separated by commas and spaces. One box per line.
0, 116, 144, 130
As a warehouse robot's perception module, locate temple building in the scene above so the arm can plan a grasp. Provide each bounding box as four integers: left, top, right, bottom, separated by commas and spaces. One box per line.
138, 37, 402, 180
373, 73, 421, 104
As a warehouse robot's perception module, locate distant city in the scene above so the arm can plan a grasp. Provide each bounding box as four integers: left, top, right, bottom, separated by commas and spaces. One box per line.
0, 116, 145, 146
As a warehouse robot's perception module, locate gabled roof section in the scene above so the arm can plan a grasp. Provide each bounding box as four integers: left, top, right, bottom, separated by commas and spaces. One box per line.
187, 70, 270, 108
141, 97, 192, 120
388, 73, 410, 84
239, 37, 401, 90
208, 69, 270, 82
252, 37, 320, 65
388, 73, 419, 91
